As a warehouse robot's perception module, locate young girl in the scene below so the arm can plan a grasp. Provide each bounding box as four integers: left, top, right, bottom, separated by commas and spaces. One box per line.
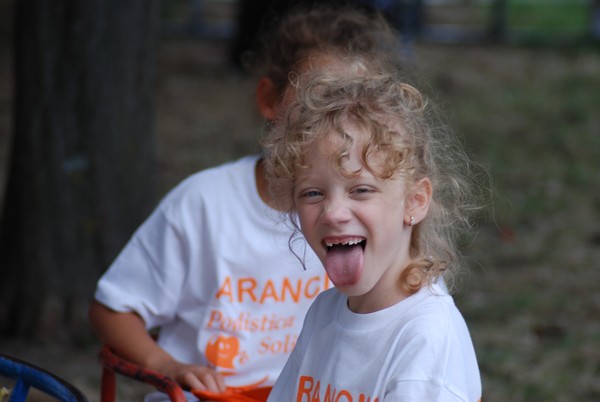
88, 4, 400, 401
262, 60, 482, 401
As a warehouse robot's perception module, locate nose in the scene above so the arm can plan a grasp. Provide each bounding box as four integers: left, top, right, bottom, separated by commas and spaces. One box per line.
321, 197, 352, 227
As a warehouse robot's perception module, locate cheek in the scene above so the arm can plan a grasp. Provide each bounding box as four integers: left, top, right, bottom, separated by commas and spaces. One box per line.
297, 205, 314, 231
297, 206, 320, 240
361, 204, 403, 242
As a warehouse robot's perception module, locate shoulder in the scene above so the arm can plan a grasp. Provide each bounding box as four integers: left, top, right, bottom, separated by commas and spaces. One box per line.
403, 284, 455, 317
311, 288, 343, 309
391, 287, 478, 372
159, 155, 259, 213
291, 288, 343, 354
392, 286, 467, 348
172, 155, 258, 197
386, 288, 481, 399
303, 288, 343, 322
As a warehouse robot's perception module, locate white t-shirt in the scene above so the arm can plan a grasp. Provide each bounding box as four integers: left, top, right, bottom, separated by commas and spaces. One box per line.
268, 284, 481, 402
95, 155, 329, 390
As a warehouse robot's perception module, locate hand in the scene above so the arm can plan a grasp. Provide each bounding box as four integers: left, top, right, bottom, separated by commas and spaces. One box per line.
87, 304, 227, 394
164, 361, 227, 394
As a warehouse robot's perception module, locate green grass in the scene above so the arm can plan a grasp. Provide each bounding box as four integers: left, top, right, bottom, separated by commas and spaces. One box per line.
444, 50, 599, 228
473, 0, 591, 42
507, 0, 588, 31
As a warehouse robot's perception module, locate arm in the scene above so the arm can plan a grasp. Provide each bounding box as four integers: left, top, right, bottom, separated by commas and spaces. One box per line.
88, 300, 227, 393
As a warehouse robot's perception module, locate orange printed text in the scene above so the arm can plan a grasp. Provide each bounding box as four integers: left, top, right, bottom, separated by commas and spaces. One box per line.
207, 310, 295, 332
258, 334, 298, 355
296, 376, 379, 402
216, 275, 330, 304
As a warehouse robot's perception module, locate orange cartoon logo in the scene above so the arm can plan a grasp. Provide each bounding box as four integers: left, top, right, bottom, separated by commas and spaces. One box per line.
206, 334, 240, 369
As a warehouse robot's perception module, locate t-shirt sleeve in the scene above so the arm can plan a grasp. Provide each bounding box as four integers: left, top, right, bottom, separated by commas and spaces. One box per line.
94, 201, 190, 329
385, 380, 471, 402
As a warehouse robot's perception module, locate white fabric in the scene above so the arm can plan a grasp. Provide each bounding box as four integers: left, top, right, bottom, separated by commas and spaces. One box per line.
95, 155, 329, 393
268, 284, 481, 402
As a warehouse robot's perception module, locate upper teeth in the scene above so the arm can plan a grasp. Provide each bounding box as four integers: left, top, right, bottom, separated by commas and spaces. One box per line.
325, 239, 363, 247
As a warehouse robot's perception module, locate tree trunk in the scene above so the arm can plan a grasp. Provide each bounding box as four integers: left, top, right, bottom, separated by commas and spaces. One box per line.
0, 0, 160, 342
487, 0, 507, 43
591, 0, 600, 41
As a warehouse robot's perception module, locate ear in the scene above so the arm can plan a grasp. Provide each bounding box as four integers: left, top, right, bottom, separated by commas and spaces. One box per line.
256, 77, 278, 121
405, 177, 432, 226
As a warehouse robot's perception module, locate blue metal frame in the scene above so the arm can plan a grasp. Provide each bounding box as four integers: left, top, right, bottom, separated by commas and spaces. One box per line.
0, 353, 88, 402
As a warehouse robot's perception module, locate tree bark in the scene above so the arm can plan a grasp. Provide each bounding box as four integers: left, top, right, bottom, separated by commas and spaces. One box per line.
0, 0, 160, 342
487, 0, 507, 43
591, 0, 600, 41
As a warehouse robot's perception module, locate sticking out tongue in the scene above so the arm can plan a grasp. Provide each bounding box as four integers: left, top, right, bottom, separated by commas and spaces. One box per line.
324, 243, 364, 286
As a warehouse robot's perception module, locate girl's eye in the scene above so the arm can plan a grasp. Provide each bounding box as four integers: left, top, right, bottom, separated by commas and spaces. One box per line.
352, 186, 374, 195
294, 184, 324, 204
302, 190, 322, 198
296, 188, 323, 202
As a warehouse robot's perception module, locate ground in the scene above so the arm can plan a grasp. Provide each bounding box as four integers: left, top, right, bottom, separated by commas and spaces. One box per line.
1, 4, 600, 402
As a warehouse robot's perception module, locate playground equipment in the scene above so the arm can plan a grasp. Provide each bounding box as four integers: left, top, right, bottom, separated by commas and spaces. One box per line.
0, 352, 88, 402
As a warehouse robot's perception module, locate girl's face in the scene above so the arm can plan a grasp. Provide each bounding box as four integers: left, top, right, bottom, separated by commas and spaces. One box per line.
294, 125, 416, 313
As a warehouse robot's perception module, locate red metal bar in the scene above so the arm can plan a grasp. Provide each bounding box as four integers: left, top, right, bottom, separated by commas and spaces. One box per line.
98, 345, 187, 402
100, 366, 116, 402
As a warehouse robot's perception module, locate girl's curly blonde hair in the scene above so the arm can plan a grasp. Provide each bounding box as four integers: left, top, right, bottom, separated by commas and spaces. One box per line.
262, 57, 480, 295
